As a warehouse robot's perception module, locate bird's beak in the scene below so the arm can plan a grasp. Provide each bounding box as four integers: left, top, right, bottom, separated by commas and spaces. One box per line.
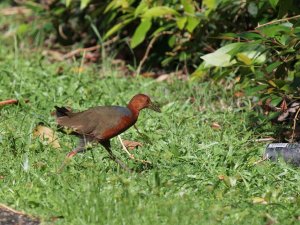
148, 101, 161, 113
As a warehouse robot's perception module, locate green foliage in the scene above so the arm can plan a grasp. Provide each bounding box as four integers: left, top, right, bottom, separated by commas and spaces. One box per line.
16, 0, 291, 71
8, 0, 300, 106
199, 20, 300, 104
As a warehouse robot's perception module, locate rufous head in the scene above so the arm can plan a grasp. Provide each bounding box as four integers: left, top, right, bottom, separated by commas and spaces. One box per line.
128, 94, 161, 112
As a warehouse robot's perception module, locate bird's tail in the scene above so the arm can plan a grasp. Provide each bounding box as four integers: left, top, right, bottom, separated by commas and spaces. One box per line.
54, 106, 73, 117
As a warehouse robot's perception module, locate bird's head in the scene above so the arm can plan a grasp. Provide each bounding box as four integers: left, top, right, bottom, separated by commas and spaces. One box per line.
128, 94, 161, 113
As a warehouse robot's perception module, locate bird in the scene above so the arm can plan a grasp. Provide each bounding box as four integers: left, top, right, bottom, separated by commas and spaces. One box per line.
54, 94, 161, 172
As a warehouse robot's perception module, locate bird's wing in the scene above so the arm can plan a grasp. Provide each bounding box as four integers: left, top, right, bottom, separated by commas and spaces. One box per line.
56, 106, 133, 139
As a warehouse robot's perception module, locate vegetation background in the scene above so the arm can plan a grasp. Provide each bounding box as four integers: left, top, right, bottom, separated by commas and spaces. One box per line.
1, 0, 300, 224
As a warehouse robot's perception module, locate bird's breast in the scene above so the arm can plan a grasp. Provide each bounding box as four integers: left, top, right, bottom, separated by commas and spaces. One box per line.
100, 115, 136, 140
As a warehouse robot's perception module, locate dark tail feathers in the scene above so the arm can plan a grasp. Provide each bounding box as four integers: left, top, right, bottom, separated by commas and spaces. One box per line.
55, 106, 72, 117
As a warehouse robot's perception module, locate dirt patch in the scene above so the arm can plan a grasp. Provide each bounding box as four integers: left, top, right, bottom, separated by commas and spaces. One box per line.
0, 204, 40, 225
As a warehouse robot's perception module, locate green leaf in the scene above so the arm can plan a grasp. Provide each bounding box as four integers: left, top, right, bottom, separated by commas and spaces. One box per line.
203, 0, 218, 10
201, 43, 243, 67
176, 16, 187, 30
186, 16, 200, 32
142, 6, 179, 18
181, 0, 195, 13
237, 53, 252, 65
80, 0, 90, 10
202, 52, 235, 67
280, 84, 292, 92
269, 0, 279, 8
245, 84, 268, 95
168, 36, 176, 47
103, 18, 134, 40
134, 0, 149, 17
131, 18, 152, 48
266, 62, 282, 73
241, 51, 266, 64
65, 0, 72, 7
258, 23, 293, 38
105, 0, 127, 13
238, 32, 263, 40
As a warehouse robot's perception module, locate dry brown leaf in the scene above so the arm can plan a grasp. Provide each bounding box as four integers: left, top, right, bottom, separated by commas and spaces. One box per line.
211, 122, 221, 130
155, 74, 170, 82
122, 140, 143, 150
33, 125, 60, 149
280, 99, 288, 112
42, 50, 65, 61
0, 7, 31, 16
141, 72, 159, 79
234, 91, 244, 98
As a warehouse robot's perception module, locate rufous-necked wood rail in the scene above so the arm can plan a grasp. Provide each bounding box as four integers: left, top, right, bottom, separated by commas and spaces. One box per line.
54, 94, 160, 172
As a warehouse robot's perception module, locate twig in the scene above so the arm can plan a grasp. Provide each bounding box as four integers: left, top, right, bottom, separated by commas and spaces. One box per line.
136, 31, 173, 76
63, 45, 100, 59
0, 99, 29, 106
256, 15, 300, 29
291, 106, 300, 142
63, 36, 118, 59
255, 137, 276, 142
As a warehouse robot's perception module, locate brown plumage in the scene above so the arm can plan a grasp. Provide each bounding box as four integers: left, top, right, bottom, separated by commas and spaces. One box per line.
54, 94, 160, 172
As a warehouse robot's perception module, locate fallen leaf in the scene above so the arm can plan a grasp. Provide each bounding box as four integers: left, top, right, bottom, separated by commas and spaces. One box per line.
72, 67, 85, 73
0, 7, 31, 16
122, 140, 143, 150
234, 91, 244, 98
280, 99, 287, 112
155, 74, 169, 82
141, 72, 159, 79
84, 51, 100, 63
218, 175, 237, 187
211, 122, 221, 130
252, 197, 268, 204
33, 125, 60, 149
42, 50, 65, 61
277, 111, 289, 121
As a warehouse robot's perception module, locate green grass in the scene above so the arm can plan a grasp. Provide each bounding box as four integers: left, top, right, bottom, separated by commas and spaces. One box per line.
1, 14, 300, 225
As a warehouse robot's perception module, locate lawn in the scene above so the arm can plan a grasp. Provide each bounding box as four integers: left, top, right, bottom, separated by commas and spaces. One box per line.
1, 8, 300, 225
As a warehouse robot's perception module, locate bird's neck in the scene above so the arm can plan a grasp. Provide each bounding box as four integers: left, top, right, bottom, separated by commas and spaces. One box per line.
127, 104, 140, 120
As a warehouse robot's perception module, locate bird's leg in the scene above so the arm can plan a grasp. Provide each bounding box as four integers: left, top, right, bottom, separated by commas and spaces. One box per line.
57, 136, 87, 173
101, 140, 133, 173
117, 135, 135, 159
117, 135, 151, 165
